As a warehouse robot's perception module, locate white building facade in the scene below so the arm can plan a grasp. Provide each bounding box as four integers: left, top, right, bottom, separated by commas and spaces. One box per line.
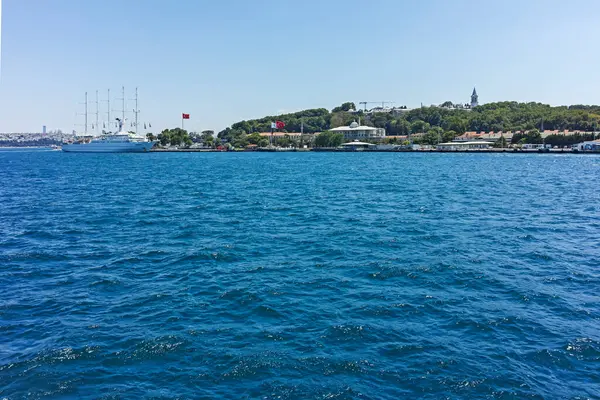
329, 121, 386, 141
574, 139, 600, 151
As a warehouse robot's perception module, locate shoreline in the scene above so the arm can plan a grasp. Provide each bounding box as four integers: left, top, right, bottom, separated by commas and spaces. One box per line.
2, 147, 596, 155
150, 148, 594, 154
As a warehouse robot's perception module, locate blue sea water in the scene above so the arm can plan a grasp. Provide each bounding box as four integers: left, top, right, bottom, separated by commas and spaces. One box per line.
0, 151, 599, 399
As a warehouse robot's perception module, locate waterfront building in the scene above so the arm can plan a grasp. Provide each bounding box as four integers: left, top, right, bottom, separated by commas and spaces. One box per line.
329, 121, 386, 141
437, 141, 493, 150
455, 131, 514, 143
454, 131, 484, 142
258, 132, 303, 139
456, 129, 598, 143
574, 139, 600, 151
384, 135, 410, 142
539, 129, 596, 139
521, 144, 551, 151
340, 141, 376, 151
477, 131, 514, 142
258, 131, 315, 142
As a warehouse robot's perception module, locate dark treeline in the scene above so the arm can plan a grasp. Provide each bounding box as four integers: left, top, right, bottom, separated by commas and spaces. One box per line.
217, 101, 600, 144
153, 129, 221, 148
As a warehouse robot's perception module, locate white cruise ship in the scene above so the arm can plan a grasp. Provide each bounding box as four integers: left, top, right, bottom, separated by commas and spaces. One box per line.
62, 119, 156, 153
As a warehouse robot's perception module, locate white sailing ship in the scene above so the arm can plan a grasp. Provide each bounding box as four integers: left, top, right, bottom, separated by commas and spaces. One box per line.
63, 88, 156, 153
62, 118, 156, 153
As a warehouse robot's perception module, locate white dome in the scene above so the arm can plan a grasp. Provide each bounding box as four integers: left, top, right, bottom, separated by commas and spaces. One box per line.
349, 121, 359, 128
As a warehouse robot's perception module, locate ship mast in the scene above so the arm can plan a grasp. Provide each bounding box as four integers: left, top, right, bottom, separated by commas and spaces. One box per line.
114, 86, 126, 132
95, 90, 99, 136
133, 87, 139, 135
75, 92, 89, 136
84, 92, 88, 135
121, 86, 125, 125
107, 89, 110, 132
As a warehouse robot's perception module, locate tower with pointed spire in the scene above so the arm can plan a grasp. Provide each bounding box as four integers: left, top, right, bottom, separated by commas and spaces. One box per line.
470, 87, 479, 108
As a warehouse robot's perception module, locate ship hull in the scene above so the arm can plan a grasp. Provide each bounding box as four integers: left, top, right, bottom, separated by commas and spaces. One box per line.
62, 141, 155, 153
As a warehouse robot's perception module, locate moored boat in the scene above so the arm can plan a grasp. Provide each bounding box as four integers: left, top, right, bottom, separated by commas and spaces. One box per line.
62, 118, 156, 153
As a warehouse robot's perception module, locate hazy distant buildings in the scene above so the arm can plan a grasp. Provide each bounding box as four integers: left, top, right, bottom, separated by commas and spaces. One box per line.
0, 131, 75, 147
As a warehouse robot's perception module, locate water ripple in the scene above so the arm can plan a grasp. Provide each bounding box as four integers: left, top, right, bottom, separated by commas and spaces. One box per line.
1, 152, 599, 398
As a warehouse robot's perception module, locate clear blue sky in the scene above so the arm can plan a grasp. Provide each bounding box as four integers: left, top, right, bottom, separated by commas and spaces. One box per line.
1, 0, 600, 133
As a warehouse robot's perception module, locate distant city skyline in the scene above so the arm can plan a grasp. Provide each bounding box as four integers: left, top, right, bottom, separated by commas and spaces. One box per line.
1, 0, 600, 134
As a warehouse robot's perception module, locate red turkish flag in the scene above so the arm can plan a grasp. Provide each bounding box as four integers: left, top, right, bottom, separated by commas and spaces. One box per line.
276, 120, 285, 129
182, 113, 190, 119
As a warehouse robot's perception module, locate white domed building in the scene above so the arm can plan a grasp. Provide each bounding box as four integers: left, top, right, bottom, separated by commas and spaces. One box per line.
329, 120, 386, 141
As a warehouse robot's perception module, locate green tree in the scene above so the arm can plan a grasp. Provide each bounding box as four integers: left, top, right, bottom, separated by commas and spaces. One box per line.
231, 120, 253, 134
332, 102, 356, 112
201, 130, 215, 142
526, 129, 542, 143
277, 134, 292, 148
158, 128, 192, 147
158, 129, 171, 146
329, 133, 344, 147
513, 129, 543, 144
247, 132, 262, 144
314, 132, 329, 147
216, 101, 600, 144
446, 116, 467, 134
397, 119, 411, 135
371, 114, 389, 128
330, 112, 350, 128
442, 130, 457, 143
494, 135, 508, 148
218, 127, 245, 142
188, 132, 201, 143
410, 120, 430, 134
423, 128, 442, 145
232, 134, 248, 148
258, 138, 269, 147
314, 131, 344, 147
